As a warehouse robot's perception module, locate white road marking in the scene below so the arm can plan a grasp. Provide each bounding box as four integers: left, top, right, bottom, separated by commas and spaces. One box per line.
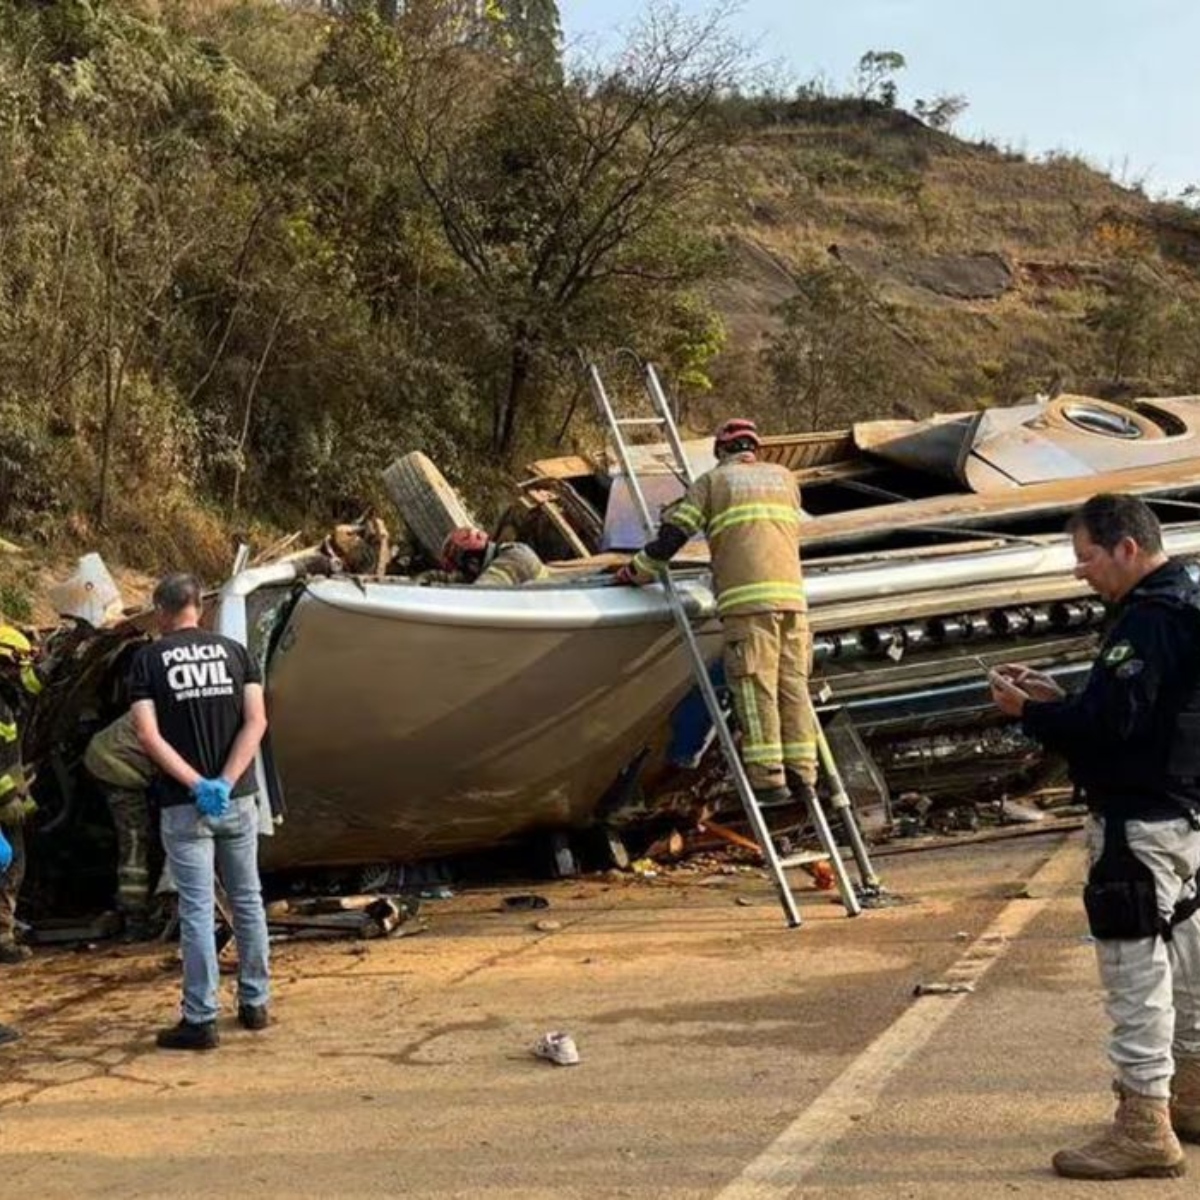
716, 834, 1084, 1200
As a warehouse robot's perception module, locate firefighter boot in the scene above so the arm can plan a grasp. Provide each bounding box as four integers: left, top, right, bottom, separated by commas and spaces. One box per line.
1052, 1086, 1186, 1179
752, 785, 792, 810
1171, 1055, 1200, 1143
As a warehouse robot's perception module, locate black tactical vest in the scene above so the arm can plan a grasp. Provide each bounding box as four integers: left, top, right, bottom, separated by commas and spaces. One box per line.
1080, 562, 1200, 814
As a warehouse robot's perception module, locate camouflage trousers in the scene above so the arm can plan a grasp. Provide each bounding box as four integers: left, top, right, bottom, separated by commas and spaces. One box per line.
106, 789, 151, 917
0, 822, 25, 943
722, 611, 817, 792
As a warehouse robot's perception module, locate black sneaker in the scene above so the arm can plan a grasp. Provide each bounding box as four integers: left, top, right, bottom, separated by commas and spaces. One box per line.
155, 1019, 219, 1051
237, 1004, 269, 1031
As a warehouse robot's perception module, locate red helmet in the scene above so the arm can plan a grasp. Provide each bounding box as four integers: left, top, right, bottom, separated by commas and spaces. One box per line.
440, 526, 490, 573
714, 417, 760, 456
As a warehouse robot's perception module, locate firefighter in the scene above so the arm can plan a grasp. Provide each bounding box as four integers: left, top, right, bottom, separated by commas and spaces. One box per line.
424, 527, 549, 587
0, 625, 43, 964
991, 493, 1200, 1180
0, 821, 17, 1044
616, 417, 815, 807
83, 710, 156, 940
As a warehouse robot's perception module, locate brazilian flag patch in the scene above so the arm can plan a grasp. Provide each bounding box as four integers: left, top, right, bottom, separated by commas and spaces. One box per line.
1103, 641, 1135, 666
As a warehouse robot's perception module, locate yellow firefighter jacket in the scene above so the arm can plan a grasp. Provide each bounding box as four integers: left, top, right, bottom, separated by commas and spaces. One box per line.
0, 692, 36, 825
631, 453, 805, 617
476, 542, 549, 586
418, 541, 549, 587
83, 710, 155, 792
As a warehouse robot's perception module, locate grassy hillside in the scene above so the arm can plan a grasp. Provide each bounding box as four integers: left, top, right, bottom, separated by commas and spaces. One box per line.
703, 99, 1200, 435
2, 4, 1199, 619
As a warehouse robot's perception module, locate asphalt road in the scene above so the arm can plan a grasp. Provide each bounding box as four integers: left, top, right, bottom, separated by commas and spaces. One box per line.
0, 830, 1192, 1198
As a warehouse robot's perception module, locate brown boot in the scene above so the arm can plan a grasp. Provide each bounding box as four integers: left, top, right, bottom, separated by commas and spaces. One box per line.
1171, 1055, 1200, 1144
1053, 1086, 1186, 1180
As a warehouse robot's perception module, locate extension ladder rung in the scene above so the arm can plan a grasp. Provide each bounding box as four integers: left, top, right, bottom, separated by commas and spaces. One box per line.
615, 416, 667, 427
777, 850, 831, 869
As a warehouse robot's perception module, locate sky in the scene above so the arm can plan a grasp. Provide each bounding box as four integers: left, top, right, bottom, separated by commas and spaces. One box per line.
558, 0, 1200, 200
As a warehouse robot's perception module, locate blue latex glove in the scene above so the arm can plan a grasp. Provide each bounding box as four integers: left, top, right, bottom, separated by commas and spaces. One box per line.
191, 778, 232, 818
0, 827, 11, 873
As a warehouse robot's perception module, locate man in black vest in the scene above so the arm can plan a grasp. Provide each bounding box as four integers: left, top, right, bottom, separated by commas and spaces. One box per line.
992, 493, 1200, 1180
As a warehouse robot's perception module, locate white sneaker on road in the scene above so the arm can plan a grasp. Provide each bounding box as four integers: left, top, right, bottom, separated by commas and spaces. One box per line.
533, 1031, 580, 1066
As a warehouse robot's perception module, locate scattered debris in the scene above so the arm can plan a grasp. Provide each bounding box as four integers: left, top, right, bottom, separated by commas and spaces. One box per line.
46, 552, 124, 627
855, 882, 907, 908
265, 895, 420, 940
532, 1031, 580, 1067
913, 982, 976, 996
502, 894, 549, 911
27, 912, 122, 945
644, 830, 685, 861
872, 817, 1086, 858
533, 919, 562, 932
999, 799, 1046, 825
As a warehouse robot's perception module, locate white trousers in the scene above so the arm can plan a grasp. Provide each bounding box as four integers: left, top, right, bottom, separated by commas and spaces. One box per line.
1087, 816, 1200, 1098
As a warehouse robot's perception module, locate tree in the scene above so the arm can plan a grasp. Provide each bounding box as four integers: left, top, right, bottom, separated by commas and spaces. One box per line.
913, 93, 968, 132
1088, 262, 1173, 384
387, 0, 562, 75
855, 49, 906, 107
492, 0, 562, 78
380, 1, 742, 457
762, 261, 911, 432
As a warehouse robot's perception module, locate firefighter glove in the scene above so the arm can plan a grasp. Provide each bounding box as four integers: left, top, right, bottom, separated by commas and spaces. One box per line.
0, 793, 35, 825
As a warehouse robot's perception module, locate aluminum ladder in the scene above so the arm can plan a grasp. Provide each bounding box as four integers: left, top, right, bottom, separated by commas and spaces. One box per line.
586, 358, 865, 927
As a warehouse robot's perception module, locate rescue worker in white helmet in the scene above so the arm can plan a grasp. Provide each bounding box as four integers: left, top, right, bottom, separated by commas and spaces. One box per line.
616, 417, 816, 809
0, 624, 44, 964
422, 527, 549, 587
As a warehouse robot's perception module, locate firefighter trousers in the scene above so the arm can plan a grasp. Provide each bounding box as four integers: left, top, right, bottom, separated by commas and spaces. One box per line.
0, 822, 25, 944
106, 788, 151, 916
722, 611, 817, 792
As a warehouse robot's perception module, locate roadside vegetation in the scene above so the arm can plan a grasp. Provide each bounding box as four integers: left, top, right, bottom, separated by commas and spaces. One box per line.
2, 0, 1200, 600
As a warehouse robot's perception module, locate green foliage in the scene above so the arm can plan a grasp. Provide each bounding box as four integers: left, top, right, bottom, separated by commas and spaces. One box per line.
762, 261, 915, 430
913, 93, 968, 132
855, 50, 906, 107
0, 582, 33, 625
0, 0, 727, 554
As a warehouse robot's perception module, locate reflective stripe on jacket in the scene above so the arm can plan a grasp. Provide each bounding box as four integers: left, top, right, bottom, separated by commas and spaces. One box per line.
633, 454, 805, 617
476, 543, 549, 587
0, 693, 32, 822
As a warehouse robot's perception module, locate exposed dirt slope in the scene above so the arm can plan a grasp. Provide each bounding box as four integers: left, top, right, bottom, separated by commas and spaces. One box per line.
706, 103, 1200, 430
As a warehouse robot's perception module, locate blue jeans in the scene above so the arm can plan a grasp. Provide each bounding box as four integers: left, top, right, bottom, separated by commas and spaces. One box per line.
160, 795, 270, 1024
